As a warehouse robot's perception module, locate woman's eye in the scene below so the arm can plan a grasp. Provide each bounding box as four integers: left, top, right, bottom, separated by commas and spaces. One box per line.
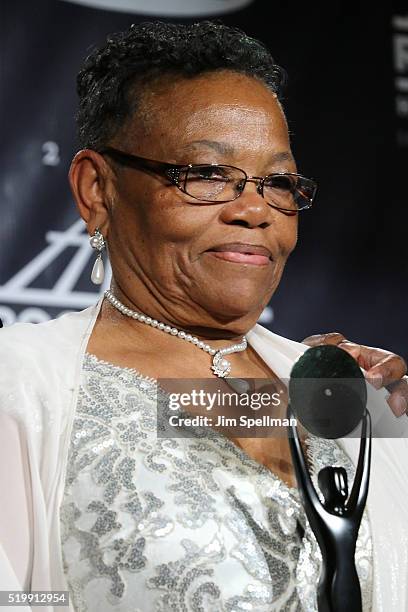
265, 175, 296, 192
193, 167, 228, 181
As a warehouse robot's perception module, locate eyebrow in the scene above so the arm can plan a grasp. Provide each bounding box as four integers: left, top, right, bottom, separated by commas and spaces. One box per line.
182, 139, 234, 156
180, 139, 295, 166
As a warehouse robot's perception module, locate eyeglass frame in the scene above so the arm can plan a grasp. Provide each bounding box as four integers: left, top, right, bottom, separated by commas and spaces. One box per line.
97, 146, 317, 214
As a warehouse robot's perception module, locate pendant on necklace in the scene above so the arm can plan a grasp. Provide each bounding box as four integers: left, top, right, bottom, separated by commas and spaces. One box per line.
211, 352, 232, 377
211, 354, 251, 394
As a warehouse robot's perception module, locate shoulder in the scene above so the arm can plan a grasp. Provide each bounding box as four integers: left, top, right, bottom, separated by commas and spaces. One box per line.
0, 304, 98, 401
247, 322, 308, 356
0, 304, 97, 359
0, 303, 99, 428
246, 323, 308, 379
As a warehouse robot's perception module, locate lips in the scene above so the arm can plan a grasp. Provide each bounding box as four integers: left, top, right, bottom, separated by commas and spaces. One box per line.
205, 243, 272, 266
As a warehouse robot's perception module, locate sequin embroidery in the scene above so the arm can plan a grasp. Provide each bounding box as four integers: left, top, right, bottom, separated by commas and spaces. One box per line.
59, 354, 373, 611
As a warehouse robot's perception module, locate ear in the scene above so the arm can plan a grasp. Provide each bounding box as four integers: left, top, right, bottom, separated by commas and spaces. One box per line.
69, 149, 112, 236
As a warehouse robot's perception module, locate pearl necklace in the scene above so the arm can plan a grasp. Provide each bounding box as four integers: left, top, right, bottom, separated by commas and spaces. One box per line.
104, 290, 248, 378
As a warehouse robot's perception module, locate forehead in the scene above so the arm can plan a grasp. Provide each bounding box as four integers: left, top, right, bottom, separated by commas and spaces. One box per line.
127, 71, 290, 158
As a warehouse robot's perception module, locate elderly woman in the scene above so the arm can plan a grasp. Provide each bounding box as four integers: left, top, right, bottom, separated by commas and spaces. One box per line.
1, 21, 408, 612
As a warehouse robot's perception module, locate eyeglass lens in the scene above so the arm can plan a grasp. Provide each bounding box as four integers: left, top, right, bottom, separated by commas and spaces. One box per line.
181, 165, 313, 210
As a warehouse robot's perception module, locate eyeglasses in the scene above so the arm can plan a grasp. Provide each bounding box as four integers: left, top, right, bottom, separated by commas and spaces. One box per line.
98, 146, 317, 214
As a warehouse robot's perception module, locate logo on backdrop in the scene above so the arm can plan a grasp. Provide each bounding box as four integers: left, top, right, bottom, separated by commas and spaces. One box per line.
59, 0, 255, 16
0, 219, 111, 326
0, 218, 273, 326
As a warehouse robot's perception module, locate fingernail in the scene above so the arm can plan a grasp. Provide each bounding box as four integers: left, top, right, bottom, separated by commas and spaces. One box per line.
368, 372, 383, 389
393, 396, 407, 417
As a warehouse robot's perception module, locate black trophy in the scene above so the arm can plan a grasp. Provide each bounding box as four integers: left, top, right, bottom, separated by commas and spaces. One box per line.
287, 344, 372, 612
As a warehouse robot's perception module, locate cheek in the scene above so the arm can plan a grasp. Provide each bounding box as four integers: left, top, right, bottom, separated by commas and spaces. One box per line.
150, 190, 210, 244
132, 193, 208, 275
117, 186, 187, 244
275, 216, 298, 257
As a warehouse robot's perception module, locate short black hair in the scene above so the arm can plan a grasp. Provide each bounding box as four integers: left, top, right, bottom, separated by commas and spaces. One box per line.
76, 20, 287, 150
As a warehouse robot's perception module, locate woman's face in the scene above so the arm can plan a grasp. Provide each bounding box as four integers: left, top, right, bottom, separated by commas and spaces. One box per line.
106, 70, 298, 331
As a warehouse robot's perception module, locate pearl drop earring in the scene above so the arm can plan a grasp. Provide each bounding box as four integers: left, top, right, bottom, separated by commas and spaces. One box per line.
89, 228, 105, 285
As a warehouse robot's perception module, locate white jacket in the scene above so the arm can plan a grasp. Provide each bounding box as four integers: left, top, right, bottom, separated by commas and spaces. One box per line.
0, 296, 407, 611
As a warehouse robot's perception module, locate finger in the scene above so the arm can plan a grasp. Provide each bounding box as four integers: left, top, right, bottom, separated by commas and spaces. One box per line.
355, 345, 407, 375
301, 335, 408, 392
301, 335, 364, 369
336, 340, 362, 360
385, 378, 408, 417
336, 342, 392, 390
365, 353, 408, 389
302, 332, 346, 347
337, 343, 402, 391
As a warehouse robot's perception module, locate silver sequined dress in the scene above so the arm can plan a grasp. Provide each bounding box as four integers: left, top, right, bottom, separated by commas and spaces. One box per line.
59, 354, 373, 612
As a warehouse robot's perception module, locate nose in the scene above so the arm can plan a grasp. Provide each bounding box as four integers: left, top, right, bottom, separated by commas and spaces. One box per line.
218, 178, 271, 229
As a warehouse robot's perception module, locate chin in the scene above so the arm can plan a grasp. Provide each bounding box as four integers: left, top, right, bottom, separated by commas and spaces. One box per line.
188, 263, 280, 322
197, 287, 269, 323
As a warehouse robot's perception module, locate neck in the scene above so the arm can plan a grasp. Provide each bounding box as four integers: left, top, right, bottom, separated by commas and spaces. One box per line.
107, 284, 257, 346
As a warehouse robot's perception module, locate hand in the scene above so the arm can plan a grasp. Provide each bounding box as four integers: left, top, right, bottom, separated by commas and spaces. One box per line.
302, 332, 408, 418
